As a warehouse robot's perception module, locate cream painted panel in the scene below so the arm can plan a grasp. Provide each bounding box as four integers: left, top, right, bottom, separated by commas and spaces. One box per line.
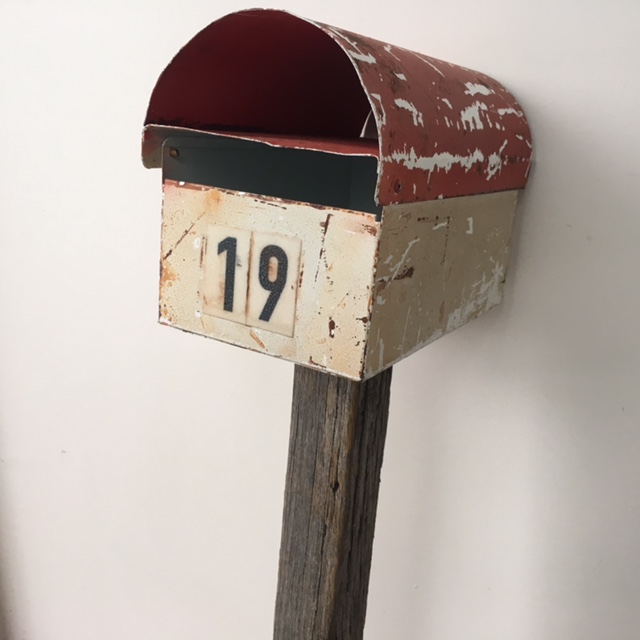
160, 180, 379, 379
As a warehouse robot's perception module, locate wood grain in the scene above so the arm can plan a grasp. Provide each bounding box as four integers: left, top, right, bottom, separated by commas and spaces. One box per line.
274, 364, 393, 640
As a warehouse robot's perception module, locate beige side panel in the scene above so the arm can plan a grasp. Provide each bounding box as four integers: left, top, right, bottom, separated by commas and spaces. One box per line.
364, 190, 518, 378
160, 180, 379, 380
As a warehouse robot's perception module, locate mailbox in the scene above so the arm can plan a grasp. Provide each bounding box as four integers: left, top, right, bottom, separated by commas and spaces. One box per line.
142, 9, 532, 380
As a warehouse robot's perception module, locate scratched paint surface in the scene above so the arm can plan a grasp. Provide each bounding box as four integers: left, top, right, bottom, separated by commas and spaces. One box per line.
143, 10, 532, 206
160, 180, 379, 380
313, 22, 531, 205
160, 181, 517, 380
364, 190, 518, 377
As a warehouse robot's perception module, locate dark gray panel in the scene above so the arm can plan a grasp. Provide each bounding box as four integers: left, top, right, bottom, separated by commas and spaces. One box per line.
162, 136, 381, 217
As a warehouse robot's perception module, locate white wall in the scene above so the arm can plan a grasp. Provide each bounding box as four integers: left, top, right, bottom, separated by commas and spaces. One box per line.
1, 1, 639, 638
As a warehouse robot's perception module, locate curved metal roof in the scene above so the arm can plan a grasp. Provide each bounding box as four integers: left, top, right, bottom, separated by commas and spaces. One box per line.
143, 9, 532, 205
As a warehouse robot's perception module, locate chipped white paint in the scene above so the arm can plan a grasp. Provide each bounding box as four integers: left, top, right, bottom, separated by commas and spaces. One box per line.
394, 72, 407, 80
369, 93, 387, 126
460, 101, 488, 131
193, 236, 202, 249
389, 238, 420, 279
497, 107, 524, 117
383, 43, 403, 63
445, 262, 505, 332
364, 190, 518, 377
486, 140, 509, 180
464, 82, 493, 96
441, 98, 453, 109
394, 98, 424, 126
386, 146, 485, 175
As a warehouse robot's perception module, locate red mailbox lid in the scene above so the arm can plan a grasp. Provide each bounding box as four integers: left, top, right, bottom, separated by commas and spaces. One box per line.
143, 9, 532, 205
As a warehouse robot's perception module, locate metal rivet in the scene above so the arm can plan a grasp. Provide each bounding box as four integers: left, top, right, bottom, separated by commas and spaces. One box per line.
169, 148, 179, 158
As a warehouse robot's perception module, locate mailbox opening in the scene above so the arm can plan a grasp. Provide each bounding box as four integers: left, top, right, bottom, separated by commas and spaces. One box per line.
162, 135, 382, 217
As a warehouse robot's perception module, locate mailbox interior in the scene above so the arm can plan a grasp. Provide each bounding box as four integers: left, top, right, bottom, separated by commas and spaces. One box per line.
162, 135, 381, 218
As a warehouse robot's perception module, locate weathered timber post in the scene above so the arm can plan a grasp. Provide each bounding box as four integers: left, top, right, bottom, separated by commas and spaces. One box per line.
274, 366, 392, 640
141, 9, 532, 638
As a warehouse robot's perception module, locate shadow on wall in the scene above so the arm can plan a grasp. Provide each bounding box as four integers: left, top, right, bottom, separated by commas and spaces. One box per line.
368, 102, 640, 639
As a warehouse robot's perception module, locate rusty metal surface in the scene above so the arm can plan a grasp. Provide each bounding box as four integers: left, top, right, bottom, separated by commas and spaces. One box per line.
143, 9, 532, 205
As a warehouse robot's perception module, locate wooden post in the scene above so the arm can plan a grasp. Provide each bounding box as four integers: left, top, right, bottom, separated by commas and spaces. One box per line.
274, 364, 393, 640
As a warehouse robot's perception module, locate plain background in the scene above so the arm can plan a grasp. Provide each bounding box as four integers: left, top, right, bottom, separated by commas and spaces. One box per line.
1, 1, 639, 638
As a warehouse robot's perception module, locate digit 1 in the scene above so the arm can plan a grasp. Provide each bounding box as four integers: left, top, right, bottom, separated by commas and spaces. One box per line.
258, 245, 288, 322
217, 236, 237, 312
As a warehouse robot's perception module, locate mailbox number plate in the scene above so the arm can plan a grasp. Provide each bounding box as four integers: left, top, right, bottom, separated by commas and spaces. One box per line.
202, 224, 301, 337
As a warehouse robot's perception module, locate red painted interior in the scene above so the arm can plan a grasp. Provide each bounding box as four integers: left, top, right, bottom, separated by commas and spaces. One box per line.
146, 10, 371, 138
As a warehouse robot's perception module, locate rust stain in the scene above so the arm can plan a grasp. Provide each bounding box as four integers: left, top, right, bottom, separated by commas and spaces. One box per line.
358, 316, 369, 324
328, 318, 336, 338
253, 197, 286, 210
363, 224, 378, 236
308, 356, 327, 370
249, 330, 266, 349
306, 202, 332, 211
160, 261, 177, 290
441, 218, 451, 266
393, 266, 414, 280
320, 213, 333, 238
206, 187, 221, 207
246, 234, 254, 311
199, 235, 206, 269
161, 207, 209, 262
314, 246, 325, 282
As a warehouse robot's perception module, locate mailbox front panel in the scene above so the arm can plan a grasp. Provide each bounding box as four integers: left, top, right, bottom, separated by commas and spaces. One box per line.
160, 181, 379, 379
